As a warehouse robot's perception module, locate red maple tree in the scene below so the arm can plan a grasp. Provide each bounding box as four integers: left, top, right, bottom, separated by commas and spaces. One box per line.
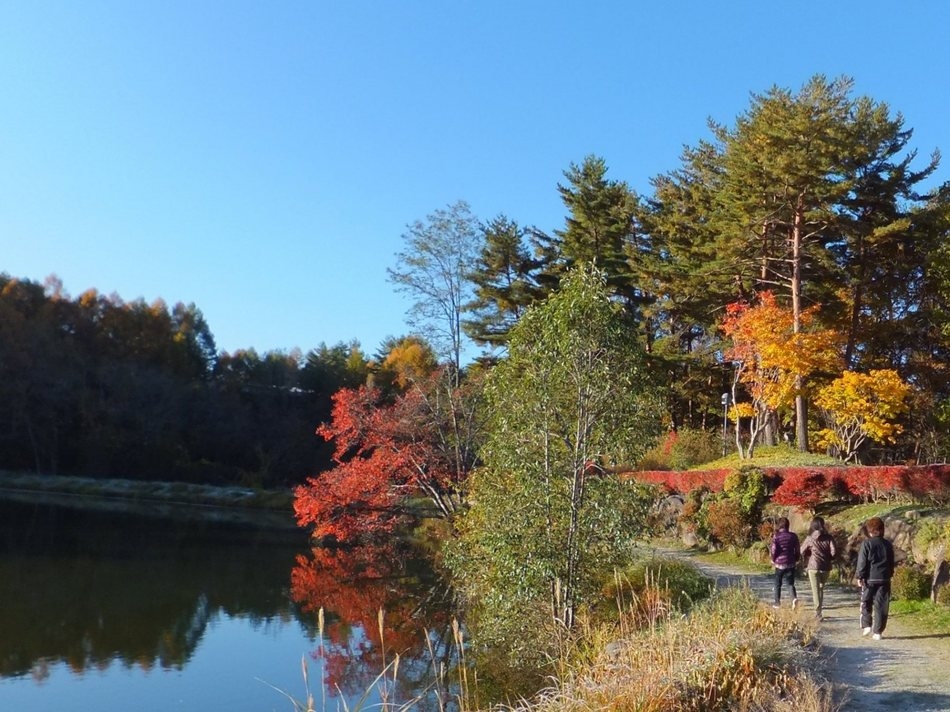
294, 368, 478, 544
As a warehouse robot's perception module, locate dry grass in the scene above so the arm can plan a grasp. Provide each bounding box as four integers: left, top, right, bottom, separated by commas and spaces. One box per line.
494, 588, 839, 712
270, 567, 842, 711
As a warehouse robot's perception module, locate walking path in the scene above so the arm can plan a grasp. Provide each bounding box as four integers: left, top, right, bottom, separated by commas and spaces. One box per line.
658, 549, 950, 711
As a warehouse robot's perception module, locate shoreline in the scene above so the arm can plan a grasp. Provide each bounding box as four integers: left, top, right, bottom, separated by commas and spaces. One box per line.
0, 471, 299, 530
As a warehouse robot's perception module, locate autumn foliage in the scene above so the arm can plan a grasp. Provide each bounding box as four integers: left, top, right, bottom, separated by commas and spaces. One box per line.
627, 469, 732, 494
629, 465, 950, 508
289, 543, 450, 697
720, 292, 843, 455
294, 367, 477, 544
814, 369, 912, 461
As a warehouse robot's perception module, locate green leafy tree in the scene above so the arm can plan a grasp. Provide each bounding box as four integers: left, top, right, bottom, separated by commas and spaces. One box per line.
451, 267, 661, 664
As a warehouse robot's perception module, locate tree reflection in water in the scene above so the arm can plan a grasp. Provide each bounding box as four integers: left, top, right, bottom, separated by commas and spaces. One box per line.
290, 541, 459, 707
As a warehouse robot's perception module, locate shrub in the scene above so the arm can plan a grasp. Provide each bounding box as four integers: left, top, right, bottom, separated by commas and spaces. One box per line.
771, 468, 834, 509
679, 486, 711, 540
723, 465, 769, 516
891, 564, 932, 601
937, 583, 950, 607
639, 428, 723, 471
705, 497, 754, 549
667, 428, 723, 470
604, 556, 714, 615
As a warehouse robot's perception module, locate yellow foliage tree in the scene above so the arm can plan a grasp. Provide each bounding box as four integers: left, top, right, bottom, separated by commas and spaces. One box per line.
381, 336, 439, 389
814, 369, 912, 462
722, 292, 843, 457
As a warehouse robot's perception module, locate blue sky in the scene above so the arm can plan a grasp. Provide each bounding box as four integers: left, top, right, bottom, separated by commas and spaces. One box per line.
2, 2, 948, 357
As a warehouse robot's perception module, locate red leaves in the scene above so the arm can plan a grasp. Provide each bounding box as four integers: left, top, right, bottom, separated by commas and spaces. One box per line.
771, 468, 838, 508
294, 373, 472, 544
628, 469, 731, 494
631, 464, 950, 507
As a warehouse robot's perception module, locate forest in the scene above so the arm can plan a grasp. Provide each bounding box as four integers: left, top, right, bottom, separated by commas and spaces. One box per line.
2, 75, 949, 492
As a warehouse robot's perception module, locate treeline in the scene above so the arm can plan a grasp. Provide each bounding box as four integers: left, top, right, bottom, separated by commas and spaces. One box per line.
6, 75, 950, 488
455, 76, 950, 463
0, 275, 371, 486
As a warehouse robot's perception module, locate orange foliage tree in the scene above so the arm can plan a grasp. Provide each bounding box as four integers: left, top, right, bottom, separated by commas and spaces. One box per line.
814, 369, 912, 462
721, 291, 842, 457
294, 366, 481, 544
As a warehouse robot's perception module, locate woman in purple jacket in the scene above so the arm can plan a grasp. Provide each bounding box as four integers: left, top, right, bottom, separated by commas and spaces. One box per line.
770, 516, 800, 608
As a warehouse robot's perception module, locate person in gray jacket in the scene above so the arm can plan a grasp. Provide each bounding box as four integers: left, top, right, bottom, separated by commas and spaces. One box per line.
856, 516, 895, 640
800, 516, 837, 619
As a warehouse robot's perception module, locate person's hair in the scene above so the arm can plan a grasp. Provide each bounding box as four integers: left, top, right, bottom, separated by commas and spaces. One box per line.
809, 516, 825, 535
776, 516, 790, 532
866, 517, 885, 537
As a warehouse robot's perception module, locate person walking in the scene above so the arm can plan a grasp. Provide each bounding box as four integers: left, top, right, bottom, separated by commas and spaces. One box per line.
800, 516, 837, 619
856, 516, 895, 640
770, 516, 800, 609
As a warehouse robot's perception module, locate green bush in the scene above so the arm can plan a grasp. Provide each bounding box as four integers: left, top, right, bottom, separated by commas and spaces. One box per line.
723, 465, 769, 516
604, 556, 714, 613
679, 486, 711, 540
937, 583, 950, 607
892, 564, 932, 601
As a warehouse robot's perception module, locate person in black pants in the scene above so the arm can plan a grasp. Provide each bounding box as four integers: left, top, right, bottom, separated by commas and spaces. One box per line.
770, 516, 800, 608
856, 516, 895, 640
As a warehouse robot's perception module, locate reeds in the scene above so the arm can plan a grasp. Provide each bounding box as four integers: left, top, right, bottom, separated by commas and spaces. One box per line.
498, 587, 839, 712
266, 605, 475, 712
270, 560, 840, 711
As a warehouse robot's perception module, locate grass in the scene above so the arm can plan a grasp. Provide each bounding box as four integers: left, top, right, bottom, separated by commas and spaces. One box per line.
0, 469, 294, 510
890, 598, 950, 633
271, 556, 841, 712
501, 587, 836, 712
692, 444, 841, 471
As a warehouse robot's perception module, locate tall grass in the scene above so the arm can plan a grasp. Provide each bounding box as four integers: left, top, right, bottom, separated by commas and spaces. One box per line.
267, 606, 477, 712
271, 559, 840, 711
500, 588, 839, 712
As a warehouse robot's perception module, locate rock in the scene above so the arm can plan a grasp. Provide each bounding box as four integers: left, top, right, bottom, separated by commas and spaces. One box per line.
932, 558, 949, 604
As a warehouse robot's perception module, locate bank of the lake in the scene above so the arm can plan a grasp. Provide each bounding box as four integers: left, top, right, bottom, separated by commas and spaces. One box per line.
0, 470, 296, 527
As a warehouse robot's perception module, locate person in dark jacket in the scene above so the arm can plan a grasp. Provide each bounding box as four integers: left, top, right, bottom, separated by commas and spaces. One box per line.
800, 516, 837, 619
856, 516, 895, 640
770, 516, 800, 608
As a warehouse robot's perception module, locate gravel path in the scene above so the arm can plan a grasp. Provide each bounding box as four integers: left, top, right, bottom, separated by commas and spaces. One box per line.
656, 548, 950, 711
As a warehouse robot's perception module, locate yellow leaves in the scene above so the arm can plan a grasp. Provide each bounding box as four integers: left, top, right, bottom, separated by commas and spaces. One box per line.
381, 336, 438, 388
729, 402, 755, 422
815, 369, 912, 458
722, 292, 844, 411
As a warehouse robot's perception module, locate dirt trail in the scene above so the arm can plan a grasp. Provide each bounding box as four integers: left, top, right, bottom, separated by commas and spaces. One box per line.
659, 549, 950, 711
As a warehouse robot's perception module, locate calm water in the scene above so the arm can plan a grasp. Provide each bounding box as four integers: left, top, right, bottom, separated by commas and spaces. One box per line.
0, 495, 456, 712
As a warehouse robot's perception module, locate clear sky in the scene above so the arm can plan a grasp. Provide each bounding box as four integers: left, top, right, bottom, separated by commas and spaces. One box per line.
2, 2, 948, 357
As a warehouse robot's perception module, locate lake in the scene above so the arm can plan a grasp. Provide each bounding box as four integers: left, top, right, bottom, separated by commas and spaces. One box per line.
0, 495, 457, 712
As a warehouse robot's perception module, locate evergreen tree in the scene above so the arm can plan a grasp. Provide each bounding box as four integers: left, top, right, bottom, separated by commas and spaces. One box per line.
463, 215, 542, 348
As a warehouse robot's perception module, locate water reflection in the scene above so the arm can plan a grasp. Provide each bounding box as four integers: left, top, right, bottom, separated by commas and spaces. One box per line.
0, 497, 307, 679
0, 496, 460, 711
291, 543, 458, 707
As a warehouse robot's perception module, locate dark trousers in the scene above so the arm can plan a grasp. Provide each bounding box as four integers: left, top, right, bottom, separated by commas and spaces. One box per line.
861, 581, 891, 634
773, 566, 797, 604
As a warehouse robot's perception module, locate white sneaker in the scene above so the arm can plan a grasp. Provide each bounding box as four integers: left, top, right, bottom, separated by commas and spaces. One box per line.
792, 598, 799, 610
873, 633, 882, 641
862, 627, 872, 636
